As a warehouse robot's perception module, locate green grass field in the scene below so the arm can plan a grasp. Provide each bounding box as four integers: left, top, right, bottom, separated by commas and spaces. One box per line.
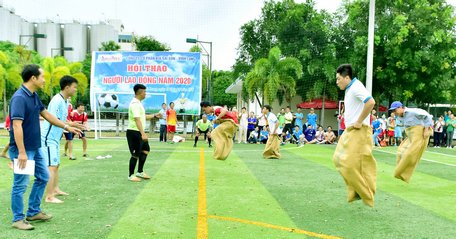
0, 137, 455, 239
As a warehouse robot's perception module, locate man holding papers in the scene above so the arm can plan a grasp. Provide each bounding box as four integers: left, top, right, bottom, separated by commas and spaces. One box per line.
8, 65, 81, 230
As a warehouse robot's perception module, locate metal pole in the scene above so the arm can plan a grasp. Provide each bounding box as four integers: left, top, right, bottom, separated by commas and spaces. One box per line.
366, 0, 375, 95
209, 42, 212, 103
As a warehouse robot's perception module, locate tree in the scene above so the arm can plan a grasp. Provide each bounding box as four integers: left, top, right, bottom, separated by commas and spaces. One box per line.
99, 41, 121, 51
339, 0, 456, 105
0, 51, 22, 117
244, 47, 302, 105
134, 36, 170, 51
212, 71, 237, 107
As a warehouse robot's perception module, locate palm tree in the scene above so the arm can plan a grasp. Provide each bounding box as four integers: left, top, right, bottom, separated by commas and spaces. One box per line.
0, 51, 22, 117
244, 46, 302, 106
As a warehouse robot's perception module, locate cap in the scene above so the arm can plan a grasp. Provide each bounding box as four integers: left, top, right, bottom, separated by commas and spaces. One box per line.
389, 101, 403, 111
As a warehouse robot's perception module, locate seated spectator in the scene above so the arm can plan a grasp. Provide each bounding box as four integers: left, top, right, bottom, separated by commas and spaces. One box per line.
248, 126, 260, 144
309, 126, 326, 144
260, 125, 269, 144
324, 126, 337, 144
303, 125, 316, 144
292, 125, 305, 146
281, 131, 292, 145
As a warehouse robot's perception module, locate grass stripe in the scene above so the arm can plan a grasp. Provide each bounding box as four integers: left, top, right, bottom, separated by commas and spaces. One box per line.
197, 148, 208, 238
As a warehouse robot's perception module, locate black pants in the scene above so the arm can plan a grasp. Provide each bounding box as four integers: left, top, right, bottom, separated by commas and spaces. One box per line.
434, 132, 443, 146
159, 124, 167, 142
284, 123, 293, 134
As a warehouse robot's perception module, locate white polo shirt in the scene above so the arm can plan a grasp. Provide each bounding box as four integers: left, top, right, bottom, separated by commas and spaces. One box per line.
343, 78, 372, 127
267, 112, 279, 134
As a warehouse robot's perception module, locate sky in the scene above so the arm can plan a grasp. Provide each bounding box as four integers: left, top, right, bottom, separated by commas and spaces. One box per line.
3, 0, 455, 71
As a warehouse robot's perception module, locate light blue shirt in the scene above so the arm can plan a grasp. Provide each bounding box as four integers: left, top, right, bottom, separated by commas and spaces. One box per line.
41, 94, 68, 147
307, 113, 318, 128
399, 108, 433, 128
159, 108, 167, 125
295, 112, 304, 128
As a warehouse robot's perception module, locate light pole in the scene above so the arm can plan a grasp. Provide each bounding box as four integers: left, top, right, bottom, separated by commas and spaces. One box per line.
186, 38, 212, 103
51, 47, 74, 58
19, 33, 46, 48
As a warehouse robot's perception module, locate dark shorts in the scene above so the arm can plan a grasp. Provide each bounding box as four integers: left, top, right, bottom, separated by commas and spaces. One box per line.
64, 131, 86, 140
196, 128, 210, 136
126, 129, 150, 157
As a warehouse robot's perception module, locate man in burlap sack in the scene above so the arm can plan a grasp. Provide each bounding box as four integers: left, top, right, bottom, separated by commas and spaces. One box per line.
388, 101, 433, 183
333, 64, 377, 207
200, 102, 238, 160
262, 105, 281, 159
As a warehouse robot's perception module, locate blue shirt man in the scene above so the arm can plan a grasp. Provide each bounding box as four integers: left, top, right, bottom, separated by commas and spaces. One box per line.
41, 94, 68, 147
9, 65, 81, 230
295, 108, 304, 130
307, 109, 318, 130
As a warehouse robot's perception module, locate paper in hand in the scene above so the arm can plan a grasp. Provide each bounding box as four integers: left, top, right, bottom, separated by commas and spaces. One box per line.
13, 159, 35, 175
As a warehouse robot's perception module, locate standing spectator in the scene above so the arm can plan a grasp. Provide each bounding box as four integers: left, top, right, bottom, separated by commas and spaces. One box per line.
257, 113, 267, 132
238, 107, 248, 144
247, 111, 257, 140
42, 76, 81, 204
337, 107, 346, 138
9, 64, 81, 230
303, 125, 316, 144
333, 64, 376, 207
325, 126, 337, 144
66, 103, 90, 159
166, 102, 177, 143
394, 115, 403, 146
277, 108, 285, 129
63, 99, 73, 158
389, 101, 433, 182
126, 84, 158, 182
446, 113, 456, 148
433, 116, 444, 148
306, 108, 318, 130
372, 115, 382, 147
284, 106, 293, 134
294, 107, 304, 131
158, 103, 167, 142
193, 114, 212, 148
387, 112, 396, 146
1, 115, 13, 169
262, 105, 281, 159
370, 109, 377, 125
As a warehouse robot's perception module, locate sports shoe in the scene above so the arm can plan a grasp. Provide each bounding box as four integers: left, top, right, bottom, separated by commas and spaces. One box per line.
128, 175, 141, 182
83, 154, 89, 157
26, 212, 53, 221
208, 145, 212, 148
12, 220, 34, 230
69, 157, 77, 160
136, 172, 151, 179
193, 144, 197, 148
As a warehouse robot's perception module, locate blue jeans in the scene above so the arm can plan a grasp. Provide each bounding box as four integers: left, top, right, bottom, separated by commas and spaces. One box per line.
9, 146, 49, 222
373, 132, 380, 146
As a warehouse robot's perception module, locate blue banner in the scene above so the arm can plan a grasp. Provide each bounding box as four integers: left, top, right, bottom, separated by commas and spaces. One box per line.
90, 51, 202, 115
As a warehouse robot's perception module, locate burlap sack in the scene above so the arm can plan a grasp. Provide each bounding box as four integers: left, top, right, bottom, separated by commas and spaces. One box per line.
333, 125, 377, 207
263, 134, 281, 159
211, 119, 238, 160
394, 126, 429, 183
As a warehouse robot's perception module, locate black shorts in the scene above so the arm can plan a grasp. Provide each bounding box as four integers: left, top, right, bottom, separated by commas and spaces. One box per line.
126, 129, 150, 157
196, 128, 210, 135
64, 131, 86, 140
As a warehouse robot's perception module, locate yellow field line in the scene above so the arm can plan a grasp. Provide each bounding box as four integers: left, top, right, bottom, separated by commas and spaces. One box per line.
197, 148, 208, 238
207, 215, 342, 239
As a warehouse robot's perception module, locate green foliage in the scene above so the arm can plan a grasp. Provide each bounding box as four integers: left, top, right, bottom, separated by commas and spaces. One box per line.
211, 71, 237, 107
134, 36, 170, 51
245, 47, 302, 105
99, 40, 121, 51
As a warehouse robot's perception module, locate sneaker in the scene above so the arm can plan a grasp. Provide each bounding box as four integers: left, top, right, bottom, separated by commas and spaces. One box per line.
69, 157, 77, 160
208, 145, 212, 148
12, 220, 34, 230
136, 172, 151, 179
63, 153, 67, 157
83, 154, 89, 157
193, 144, 197, 148
128, 175, 141, 182
26, 212, 53, 221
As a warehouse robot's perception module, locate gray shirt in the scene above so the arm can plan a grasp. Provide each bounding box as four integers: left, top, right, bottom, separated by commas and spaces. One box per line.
398, 108, 433, 128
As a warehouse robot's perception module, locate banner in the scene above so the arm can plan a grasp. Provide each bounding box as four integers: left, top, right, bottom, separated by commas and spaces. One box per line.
90, 51, 202, 115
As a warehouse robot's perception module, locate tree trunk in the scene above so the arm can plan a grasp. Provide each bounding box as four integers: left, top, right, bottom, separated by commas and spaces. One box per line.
321, 96, 325, 127
255, 92, 263, 109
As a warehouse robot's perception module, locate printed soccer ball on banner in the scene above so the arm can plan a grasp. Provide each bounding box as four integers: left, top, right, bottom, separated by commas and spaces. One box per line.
98, 93, 119, 109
